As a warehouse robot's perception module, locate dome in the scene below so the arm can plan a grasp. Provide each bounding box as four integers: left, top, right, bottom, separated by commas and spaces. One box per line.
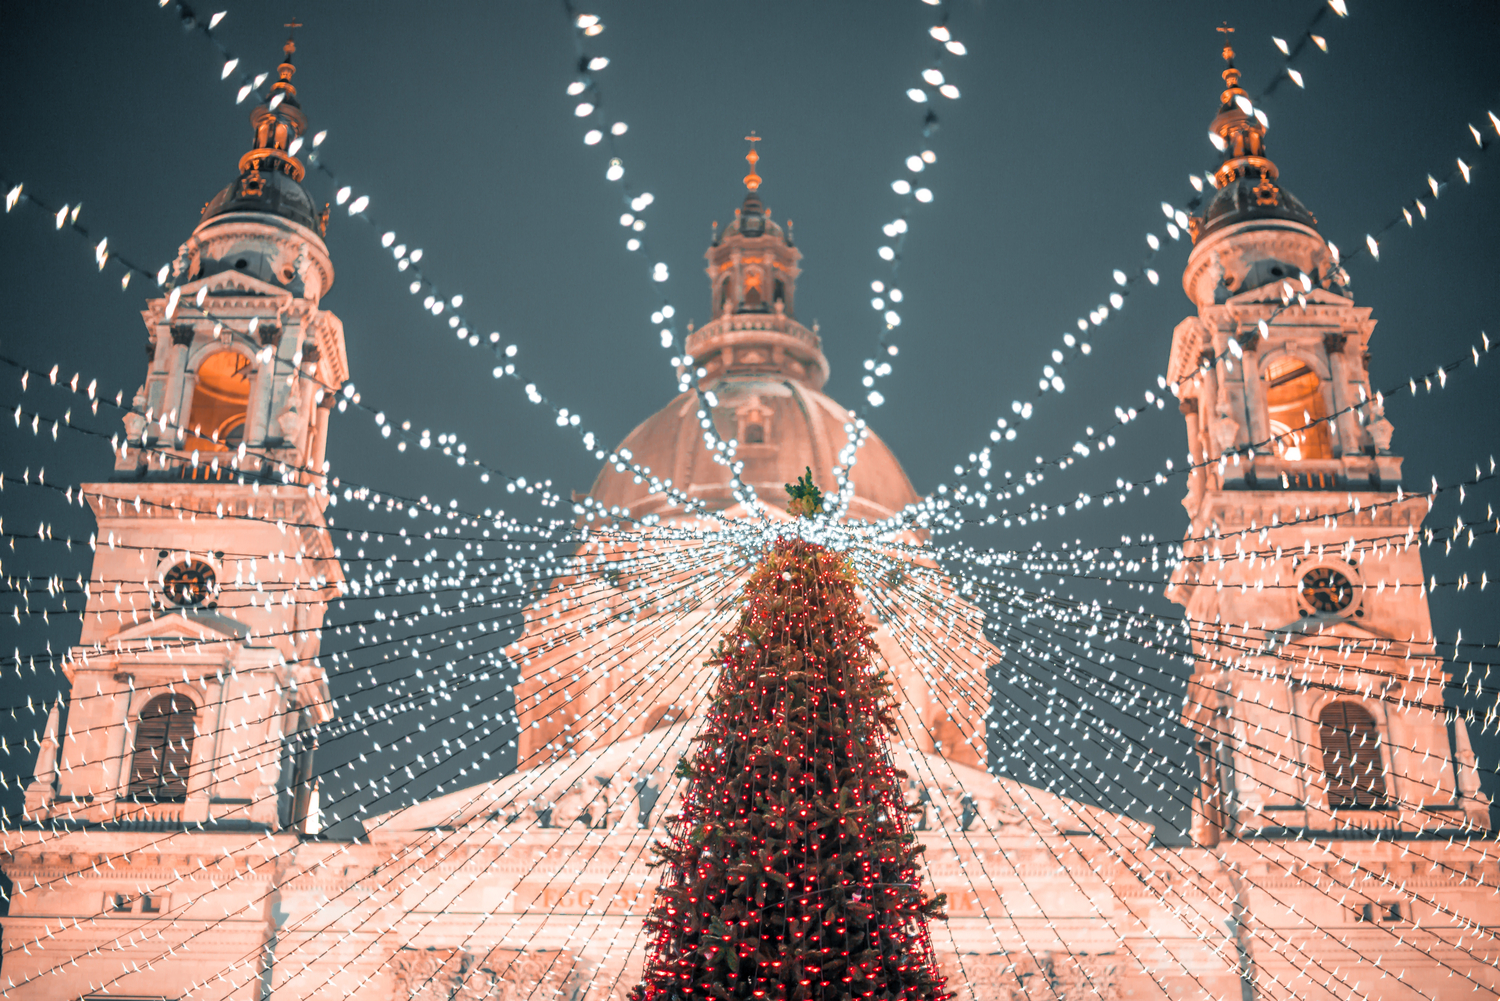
199, 38, 319, 235
596, 145, 917, 524
1196, 172, 1317, 241
590, 374, 918, 523
200, 168, 320, 233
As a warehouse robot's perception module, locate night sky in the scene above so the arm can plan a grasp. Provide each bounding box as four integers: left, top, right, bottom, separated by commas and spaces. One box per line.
1, 1, 1497, 837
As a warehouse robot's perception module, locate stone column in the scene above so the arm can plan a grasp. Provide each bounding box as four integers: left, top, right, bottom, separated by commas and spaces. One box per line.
266, 320, 300, 445
1241, 342, 1270, 452
99, 681, 134, 818
153, 325, 195, 443
144, 323, 171, 417
184, 675, 223, 822
1324, 332, 1354, 457
245, 329, 279, 447
254, 675, 290, 827
309, 394, 334, 478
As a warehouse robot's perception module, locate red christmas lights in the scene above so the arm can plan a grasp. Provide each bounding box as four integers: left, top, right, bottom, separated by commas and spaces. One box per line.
631, 537, 950, 1001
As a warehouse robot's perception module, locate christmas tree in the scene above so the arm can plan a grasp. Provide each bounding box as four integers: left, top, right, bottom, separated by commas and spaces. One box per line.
631, 485, 950, 1001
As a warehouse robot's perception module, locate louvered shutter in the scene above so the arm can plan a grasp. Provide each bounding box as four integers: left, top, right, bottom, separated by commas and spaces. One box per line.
1319, 702, 1386, 808
126, 695, 197, 801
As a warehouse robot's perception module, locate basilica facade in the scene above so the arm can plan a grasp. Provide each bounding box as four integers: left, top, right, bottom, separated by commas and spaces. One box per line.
1, 38, 1495, 1001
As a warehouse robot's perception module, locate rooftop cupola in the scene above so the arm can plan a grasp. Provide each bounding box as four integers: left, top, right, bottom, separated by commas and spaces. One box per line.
687, 136, 827, 389
1183, 28, 1336, 308
200, 35, 322, 235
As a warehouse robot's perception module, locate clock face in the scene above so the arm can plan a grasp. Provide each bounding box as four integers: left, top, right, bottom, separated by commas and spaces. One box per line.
162, 560, 216, 607
1301, 567, 1354, 613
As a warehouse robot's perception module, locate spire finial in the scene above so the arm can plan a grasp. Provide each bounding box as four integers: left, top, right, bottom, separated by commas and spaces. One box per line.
271, 21, 303, 101
743, 132, 762, 192
235, 31, 311, 183
1217, 23, 1241, 90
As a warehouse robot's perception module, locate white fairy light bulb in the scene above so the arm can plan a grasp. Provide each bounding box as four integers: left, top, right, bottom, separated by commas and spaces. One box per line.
606, 159, 624, 181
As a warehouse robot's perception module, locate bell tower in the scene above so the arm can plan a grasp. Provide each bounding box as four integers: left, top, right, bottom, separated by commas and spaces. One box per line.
23, 37, 346, 832
1165, 41, 1489, 844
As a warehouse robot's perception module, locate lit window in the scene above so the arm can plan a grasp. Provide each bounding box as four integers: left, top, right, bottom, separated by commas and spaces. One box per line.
1264, 355, 1332, 460
187, 350, 252, 451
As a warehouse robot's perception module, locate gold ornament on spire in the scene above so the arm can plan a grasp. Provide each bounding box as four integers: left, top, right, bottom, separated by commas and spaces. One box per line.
237, 27, 310, 183
743, 132, 762, 192
1206, 23, 1274, 192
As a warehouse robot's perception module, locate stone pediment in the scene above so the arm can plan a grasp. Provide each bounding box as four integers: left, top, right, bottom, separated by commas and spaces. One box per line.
1272, 613, 1394, 646
1226, 284, 1352, 308
371, 717, 1146, 849
107, 610, 248, 647
186, 270, 290, 301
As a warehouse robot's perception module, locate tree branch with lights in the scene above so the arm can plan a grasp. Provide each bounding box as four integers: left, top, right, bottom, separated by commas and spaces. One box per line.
631, 474, 949, 1001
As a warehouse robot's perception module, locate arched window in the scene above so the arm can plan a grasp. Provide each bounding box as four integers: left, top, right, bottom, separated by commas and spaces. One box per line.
1264, 355, 1332, 460
127, 695, 197, 802
186, 350, 252, 451
1318, 701, 1386, 808
719, 280, 733, 314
